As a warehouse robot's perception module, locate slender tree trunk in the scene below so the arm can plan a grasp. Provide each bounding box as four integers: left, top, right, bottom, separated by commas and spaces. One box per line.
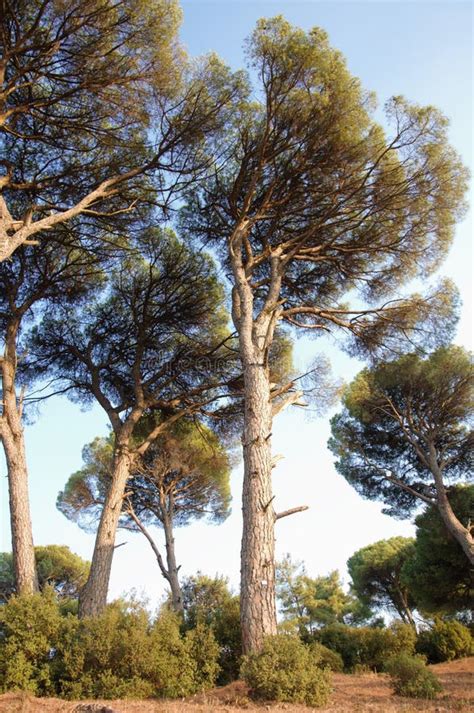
125, 501, 182, 612
162, 504, 183, 613
0, 325, 38, 594
428, 445, 474, 565
78, 447, 131, 617
393, 583, 416, 629
240, 350, 277, 653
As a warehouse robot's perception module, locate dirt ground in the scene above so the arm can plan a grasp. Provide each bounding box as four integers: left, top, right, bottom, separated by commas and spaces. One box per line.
0, 658, 472, 713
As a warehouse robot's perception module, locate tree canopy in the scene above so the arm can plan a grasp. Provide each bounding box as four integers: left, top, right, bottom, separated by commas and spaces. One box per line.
1, 0, 246, 260
401, 485, 474, 618
58, 421, 232, 533
329, 346, 473, 563
347, 537, 417, 627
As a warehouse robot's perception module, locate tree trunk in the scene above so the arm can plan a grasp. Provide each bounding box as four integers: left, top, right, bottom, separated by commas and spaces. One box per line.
162, 504, 183, 613
78, 448, 131, 617
240, 353, 277, 653
428, 445, 474, 565
0, 325, 38, 594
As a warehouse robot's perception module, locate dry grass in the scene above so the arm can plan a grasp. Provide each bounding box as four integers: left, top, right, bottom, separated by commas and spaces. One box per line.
0, 658, 472, 713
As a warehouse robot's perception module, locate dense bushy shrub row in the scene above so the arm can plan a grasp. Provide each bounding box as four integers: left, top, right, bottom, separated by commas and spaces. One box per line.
315, 621, 417, 672
0, 591, 220, 699
0, 590, 471, 703
416, 619, 473, 663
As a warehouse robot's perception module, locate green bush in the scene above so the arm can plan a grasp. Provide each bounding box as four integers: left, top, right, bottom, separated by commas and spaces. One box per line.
56, 599, 157, 699
241, 634, 332, 707
181, 574, 242, 684
317, 622, 416, 672
416, 620, 473, 663
0, 589, 65, 695
0, 592, 220, 699
310, 642, 344, 672
386, 653, 442, 699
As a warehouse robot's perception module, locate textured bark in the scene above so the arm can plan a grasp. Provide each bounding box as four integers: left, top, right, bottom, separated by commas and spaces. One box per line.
240, 356, 278, 653
0, 325, 38, 594
428, 445, 474, 565
78, 449, 131, 617
230, 225, 281, 654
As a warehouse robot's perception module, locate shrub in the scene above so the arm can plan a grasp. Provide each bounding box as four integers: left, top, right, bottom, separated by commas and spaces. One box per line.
386, 653, 442, 699
56, 599, 156, 699
317, 622, 416, 672
310, 642, 344, 672
185, 623, 221, 691
0, 589, 65, 695
317, 624, 361, 671
181, 574, 242, 684
241, 635, 332, 707
416, 620, 473, 663
0, 593, 220, 699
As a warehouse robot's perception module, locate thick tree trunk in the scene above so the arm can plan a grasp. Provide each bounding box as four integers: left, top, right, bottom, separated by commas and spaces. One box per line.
78, 448, 131, 617
428, 445, 474, 565
240, 355, 277, 653
230, 229, 280, 655
162, 507, 183, 613
0, 326, 38, 594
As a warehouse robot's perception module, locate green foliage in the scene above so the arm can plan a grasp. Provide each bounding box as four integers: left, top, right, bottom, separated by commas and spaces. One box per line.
184, 15, 468, 359
241, 635, 332, 707
416, 620, 473, 663
329, 347, 473, 519
310, 642, 344, 672
0, 545, 89, 604
386, 654, 442, 699
317, 622, 416, 672
0, 589, 65, 695
0, 593, 220, 699
347, 538, 416, 625
402, 486, 474, 616
58, 418, 232, 535
276, 555, 364, 635
181, 574, 242, 684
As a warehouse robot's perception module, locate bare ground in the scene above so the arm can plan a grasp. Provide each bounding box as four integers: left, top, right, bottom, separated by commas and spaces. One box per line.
0, 658, 472, 713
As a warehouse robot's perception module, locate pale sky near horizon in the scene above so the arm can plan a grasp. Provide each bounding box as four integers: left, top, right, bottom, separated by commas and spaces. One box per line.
1, 1, 472, 609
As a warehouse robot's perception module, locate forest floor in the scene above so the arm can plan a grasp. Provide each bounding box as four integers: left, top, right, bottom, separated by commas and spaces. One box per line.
0, 658, 472, 713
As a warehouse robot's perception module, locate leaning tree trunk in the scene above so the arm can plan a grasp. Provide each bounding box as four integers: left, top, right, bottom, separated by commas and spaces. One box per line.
0, 324, 38, 594
239, 340, 278, 653
428, 445, 474, 565
78, 447, 131, 617
162, 503, 183, 613
125, 501, 183, 612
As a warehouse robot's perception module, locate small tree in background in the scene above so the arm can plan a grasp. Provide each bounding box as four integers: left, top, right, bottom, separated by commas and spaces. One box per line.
0, 545, 89, 602
402, 485, 474, 617
347, 537, 417, 627
330, 346, 473, 564
276, 555, 366, 636
58, 422, 232, 612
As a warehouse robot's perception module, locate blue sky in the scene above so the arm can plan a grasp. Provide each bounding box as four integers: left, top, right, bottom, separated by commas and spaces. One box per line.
1, 1, 472, 607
